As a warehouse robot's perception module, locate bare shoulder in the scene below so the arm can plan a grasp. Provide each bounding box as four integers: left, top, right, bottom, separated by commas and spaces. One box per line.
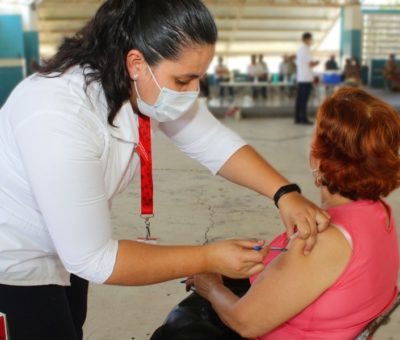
274, 225, 352, 287
239, 226, 353, 335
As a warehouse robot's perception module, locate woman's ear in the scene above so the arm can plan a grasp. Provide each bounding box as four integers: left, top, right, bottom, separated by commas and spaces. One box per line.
308, 153, 320, 172
126, 49, 145, 81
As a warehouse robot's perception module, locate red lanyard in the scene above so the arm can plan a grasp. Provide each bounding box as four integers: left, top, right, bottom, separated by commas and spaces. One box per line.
137, 113, 154, 237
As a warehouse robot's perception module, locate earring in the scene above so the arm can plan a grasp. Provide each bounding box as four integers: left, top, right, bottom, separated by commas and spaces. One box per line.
312, 169, 323, 187
315, 175, 323, 187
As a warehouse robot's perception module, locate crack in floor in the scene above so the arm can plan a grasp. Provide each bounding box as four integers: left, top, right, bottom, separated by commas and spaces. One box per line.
203, 205, 215, 245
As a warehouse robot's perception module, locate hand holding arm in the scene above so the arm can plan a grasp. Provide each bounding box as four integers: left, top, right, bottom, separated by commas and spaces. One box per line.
218, 146, 330, 253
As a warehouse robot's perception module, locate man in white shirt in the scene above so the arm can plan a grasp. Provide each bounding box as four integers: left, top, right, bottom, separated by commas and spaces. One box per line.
295, 32, 319, 124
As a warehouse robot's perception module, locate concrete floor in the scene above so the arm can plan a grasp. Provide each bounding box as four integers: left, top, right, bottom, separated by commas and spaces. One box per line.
83, 117, 400, 340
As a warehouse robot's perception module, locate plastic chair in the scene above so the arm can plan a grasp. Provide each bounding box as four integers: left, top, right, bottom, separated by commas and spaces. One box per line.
355, 291, 400, 340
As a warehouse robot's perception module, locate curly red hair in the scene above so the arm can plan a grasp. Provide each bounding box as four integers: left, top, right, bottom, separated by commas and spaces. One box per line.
311, 87, 400, 201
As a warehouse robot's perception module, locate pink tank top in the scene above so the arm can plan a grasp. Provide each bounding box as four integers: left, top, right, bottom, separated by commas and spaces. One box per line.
250, 200, 399, 340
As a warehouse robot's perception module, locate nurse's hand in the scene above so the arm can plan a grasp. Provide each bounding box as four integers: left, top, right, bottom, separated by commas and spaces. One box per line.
205, 239, 268, 278
277, 191, 330, 255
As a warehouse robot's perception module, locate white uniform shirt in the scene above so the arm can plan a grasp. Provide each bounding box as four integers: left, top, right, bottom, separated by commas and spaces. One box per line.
0, 66, 246, 286
296, 44, 314, 82
247, 64, 265, 78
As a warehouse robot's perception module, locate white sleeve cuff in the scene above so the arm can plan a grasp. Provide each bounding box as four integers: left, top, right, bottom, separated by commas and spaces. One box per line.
64, 239, 119, 284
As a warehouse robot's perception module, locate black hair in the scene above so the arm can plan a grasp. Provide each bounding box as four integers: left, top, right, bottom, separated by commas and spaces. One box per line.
302, 32, 312, 41
39, 0, 218, 125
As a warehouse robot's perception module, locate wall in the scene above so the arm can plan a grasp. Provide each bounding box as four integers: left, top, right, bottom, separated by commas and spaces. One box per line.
0, 15, 25, 107
0, 1, 39, 107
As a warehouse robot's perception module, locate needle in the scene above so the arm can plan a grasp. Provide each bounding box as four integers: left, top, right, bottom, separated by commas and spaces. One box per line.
253, 245, 288, 252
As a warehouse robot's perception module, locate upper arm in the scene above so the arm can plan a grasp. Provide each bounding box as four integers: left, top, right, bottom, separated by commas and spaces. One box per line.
14, 112, 118, 283
233, 226, 352, 336
158, 100, 246, 174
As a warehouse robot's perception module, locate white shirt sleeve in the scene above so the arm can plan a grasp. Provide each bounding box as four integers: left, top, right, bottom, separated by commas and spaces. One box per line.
158, 100, 247, 175
13, 112, 118, 284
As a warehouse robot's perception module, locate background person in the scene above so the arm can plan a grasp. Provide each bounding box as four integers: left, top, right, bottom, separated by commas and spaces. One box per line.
343, 57, 362, 87
257, 54, 269, 99
279, 55, 290, 82
384, 54, 400, 91
294, 32, 319, 125
325, 54, 339, 71
215, 56, 234, 99
247, 54, 266, 100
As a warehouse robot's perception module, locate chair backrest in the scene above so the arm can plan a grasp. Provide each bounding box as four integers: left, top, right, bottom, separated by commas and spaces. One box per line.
355, 291, 400, 340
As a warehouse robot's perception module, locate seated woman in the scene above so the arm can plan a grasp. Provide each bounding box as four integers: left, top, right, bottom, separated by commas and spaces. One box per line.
152, 87, 400, 340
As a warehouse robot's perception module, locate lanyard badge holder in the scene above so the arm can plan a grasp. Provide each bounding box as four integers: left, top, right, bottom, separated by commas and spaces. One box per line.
136, 113, 158, 244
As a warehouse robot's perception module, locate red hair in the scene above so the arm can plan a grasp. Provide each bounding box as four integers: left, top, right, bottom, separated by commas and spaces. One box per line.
311, 87, 400, 201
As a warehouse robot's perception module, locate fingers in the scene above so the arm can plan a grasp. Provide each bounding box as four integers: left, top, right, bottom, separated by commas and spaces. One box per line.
296, 215, 317, 255
259, 245, 270, 258
245, 263, 265, 277
281, 211, 295, 238
297, 209, 330, 254
316, 210, 331, 232
235, 239, 265, 249
208, 239, 268, 279
185, 277, 194, 292
302, 234, 316, 255
278, 193, 331, 254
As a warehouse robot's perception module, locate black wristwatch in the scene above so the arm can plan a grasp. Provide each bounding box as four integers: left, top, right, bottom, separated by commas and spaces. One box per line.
273, 184, 301, 208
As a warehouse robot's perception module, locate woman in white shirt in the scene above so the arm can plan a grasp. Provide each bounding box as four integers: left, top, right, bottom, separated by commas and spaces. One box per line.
0, 0, 329, 339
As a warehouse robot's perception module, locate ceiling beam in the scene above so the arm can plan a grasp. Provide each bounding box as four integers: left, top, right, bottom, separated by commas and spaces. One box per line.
214, 49, 338, 57
218, 37, 316, 42
215, 15, 334, 21
225, 0, 247, 54
38, 19, 87, 31
38, 4, 100, 19
219, 28, 324, 33
41, 0, 102, 3
205, 0, 359, 7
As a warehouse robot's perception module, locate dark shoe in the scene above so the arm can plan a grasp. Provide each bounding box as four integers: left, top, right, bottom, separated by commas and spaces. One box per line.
295, 119, 313, 125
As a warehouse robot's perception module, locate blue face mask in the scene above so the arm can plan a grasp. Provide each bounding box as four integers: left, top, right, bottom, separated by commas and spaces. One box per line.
134, 64, 199, 122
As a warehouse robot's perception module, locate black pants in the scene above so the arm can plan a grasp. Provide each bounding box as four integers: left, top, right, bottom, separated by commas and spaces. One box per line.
0, 274, 88, 340
295, 82, 312, 123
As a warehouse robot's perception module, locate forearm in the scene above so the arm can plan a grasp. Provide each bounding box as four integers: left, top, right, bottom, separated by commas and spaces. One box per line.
208, 285, 247, 336
218, 145, 289, 199
106, 240, 208, 286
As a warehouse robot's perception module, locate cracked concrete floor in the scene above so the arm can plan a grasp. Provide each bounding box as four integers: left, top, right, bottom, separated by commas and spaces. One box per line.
83, 118, 400, 340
